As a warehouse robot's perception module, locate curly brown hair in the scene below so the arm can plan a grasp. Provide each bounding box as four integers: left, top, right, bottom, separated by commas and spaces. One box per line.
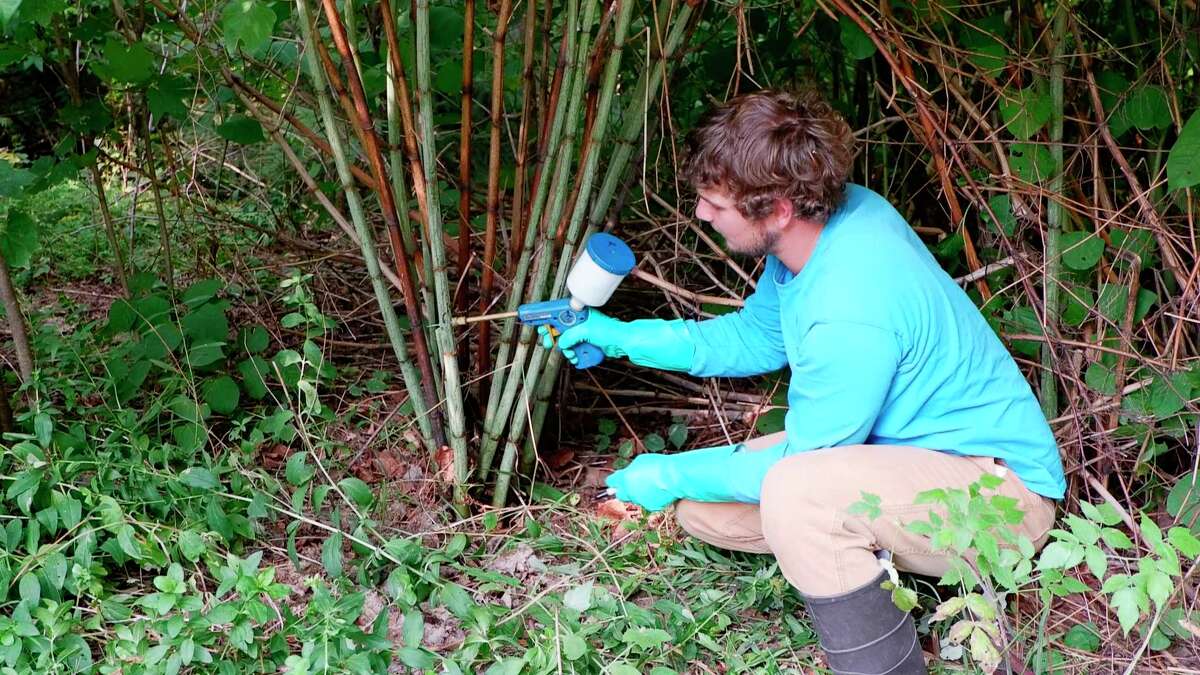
682, 90, 854, 223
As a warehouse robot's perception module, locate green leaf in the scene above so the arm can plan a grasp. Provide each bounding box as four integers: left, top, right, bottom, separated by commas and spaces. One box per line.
1059, 231, 1104, 271
1096, 71, 1133, 137
1096, 283, 1129, 324
222, 0, 277, 54
562, 632, 588, 660
148, 75, 191, 120
397, 648, 435, 669
1037, 541, 1078, 570
621, 627, 672, 651
203, 376, 240, 415
839, 16, 876, 60
0, 158, 33, 198
1101, 528, 1134, 550
959, 14, 1008, 76
0, 0, 22, 27
1062, 286, 1094, 327
240, 325, 269, 353
178, 530, 206, 561
1167, 110, 1200, 192
322, 532, 343, 577
186, 343, 225, 368
338, 477, 374, 508
1166, 473, 1200, 533
216, 115, 265, 144
182, 303, 229, 343
642, 433, 666, 452
97, 38, 156, 84
180, 467, 220, 491
402, 608, 424, 648
181, 278, 223, 308
1168, 527, 1200, 557
983, 195, 1017, 236
1062, 622, 1101, 652
1122, 85, 1171, 131
1, 208, 38, 267
1111, 587, 1142, 634
563, 580, 593, 612
18, 572, 40, 606
285, 452, 315, 486
667, 422, 688, 449
238, 356, 270, 399
755, 407, 786, 434
142, 323, 183, 360
1147, 571, 1173, 609
439, 582, 474, 618
999, 83, 1052, 140
1009, 143, 1056, 183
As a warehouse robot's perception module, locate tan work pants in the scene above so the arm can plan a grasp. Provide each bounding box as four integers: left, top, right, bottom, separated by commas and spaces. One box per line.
675, 432, 1057, 596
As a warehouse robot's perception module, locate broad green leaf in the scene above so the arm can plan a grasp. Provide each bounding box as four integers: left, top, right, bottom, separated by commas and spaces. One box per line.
203, 376, 240, 415
97, 38, 156, 84
1122, 85, 1171, 131
959, 14, 1008, 76
1059, 231, 1104, 271
1147, 571, 1173, 609
983, 194, 1017, 236
667, 422, 688, 449
1166, 473, 1200, 533
1100, 528, 1134, 550
148, 75, 191, 120
180, 467, 220, 491
839, 16, 876, 60
240, 325, 269, 353
186, 343, 225, 367
397, 648, 435, 669
178, 530, 206, 561
1167, 527, 1200, 558
1037, 541, 1077, 570
321, 532, 343, 577
1167, 110, 1200, 192
222, 0, 277, 54
181, 278, 223, 308
402, 608, 424, 648
18, 572, 40, 606
238, 356, 270, 399
438, 582, 474, 618
755, 407, 786, 434
999, 83, 1052, 140
1, 208, 38, 267
562, 632, 588, 660
1110, 587, 1141, 634
285, 452, 315, 486
622, 627, 672, 651
1062, 286, 1094, 327
1009, 143, 1056, 183
216, 115, 265, 144
182, 303, 228, 343
1062, 622, 1101, 652
142, 323, 183, 360
0, 158, 32, 198
563, 580, 593, 612
1096, 71, 1133, 137
0, 0, 22, 26
642, 433, 666, 452
338, 477, 374, 508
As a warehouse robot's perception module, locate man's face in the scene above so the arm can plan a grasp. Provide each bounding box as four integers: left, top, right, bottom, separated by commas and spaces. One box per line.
695, 188, 779, 257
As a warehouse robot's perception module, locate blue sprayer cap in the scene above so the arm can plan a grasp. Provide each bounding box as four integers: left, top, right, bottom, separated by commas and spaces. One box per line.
585, 233, 636, 276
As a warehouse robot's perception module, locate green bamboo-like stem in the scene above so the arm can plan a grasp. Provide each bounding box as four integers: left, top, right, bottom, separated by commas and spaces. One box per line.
295, 0, 437, 451
1041, 2, 1069, 418
318, 0, 447, 449
588, 1, 693, 228
455, 0, 476, 325
504, 0, 539, 275
343, 0, 364, 79
481, 0, 594, 481
476, 0, 515, 378
384, 39, 436, 321
140, 108, 176, 301
414, 0, 471, 506
523, 2, 695, 465
494, 0, 633, 505
477, 0, 582, 481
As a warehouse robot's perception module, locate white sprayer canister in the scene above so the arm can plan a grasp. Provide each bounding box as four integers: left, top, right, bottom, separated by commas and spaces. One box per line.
566, 233, 636, 309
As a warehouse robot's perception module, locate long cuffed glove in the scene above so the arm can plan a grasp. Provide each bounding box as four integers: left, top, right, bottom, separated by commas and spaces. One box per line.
605, 439, 790, 511
537, 311, 696, 372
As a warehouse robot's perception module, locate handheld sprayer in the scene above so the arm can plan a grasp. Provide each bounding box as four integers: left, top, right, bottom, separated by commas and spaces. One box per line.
453, 233, 636, 369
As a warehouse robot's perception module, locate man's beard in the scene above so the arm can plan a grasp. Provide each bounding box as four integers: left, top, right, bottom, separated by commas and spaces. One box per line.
729, 227, 780, 258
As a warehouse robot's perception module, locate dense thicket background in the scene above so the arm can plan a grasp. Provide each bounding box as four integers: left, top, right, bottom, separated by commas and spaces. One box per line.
0, 0, 1197, 672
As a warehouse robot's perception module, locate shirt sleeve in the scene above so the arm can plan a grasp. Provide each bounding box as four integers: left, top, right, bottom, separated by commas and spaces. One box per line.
685, 260, 788, 378
687, 321, 902, 503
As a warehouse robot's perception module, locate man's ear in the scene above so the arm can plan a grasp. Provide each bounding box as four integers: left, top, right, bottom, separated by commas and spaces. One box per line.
770, 198, 795, 231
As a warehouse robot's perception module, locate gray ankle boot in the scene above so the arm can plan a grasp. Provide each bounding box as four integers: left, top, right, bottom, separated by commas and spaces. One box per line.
802, 570, 927, 675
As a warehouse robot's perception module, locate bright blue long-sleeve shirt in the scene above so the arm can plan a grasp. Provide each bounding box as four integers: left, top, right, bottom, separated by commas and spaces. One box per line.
681, 185, 1066, 501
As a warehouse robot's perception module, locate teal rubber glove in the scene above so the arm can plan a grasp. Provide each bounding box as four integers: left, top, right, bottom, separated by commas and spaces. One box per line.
537, 311, 696, 372
605, 441, 789, 511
